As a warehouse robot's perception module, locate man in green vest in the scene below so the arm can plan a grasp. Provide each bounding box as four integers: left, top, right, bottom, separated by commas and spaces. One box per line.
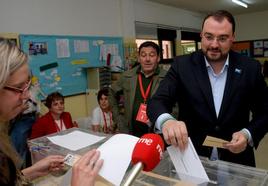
110, 41, 167, 137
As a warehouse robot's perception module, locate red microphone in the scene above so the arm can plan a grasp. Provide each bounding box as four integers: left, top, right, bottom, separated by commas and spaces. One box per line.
123, 133, 164, 186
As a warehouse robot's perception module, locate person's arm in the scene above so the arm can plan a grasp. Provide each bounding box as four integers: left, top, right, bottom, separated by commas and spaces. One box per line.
246, 61, 268, 147
65, 112, 75, 128
147, 61, 188, 149
92, 124, 100, 132
223, 130, 248, 153
71, 149, 103, 186
30, 116, 46, 139
224, 60, 268, 153
155, 113, 188, 150
21, 155, 64, 181
91, 107, 101, 132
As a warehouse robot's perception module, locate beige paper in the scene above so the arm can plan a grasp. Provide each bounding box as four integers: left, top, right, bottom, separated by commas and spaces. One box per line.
202, 136, 229, 148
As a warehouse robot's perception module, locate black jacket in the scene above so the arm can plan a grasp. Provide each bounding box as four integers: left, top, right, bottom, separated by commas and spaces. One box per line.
148, 50, 268, 167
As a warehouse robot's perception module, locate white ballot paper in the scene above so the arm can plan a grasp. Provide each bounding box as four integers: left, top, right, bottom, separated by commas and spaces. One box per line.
167, 138, 209, 185
47, 130, 106, 151
60, 134, 139, 186
97, 134, 139, 186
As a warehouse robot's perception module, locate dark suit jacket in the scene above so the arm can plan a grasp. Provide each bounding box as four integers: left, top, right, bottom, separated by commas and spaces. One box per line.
30, 111, 74, 139
148, 50, 268, 167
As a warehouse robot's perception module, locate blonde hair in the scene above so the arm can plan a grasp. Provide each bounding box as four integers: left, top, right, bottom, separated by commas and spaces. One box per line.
0, 38, 28, 89
0, 38, 28, 184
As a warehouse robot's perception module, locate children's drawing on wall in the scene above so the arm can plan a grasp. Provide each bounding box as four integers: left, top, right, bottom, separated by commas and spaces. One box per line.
99, 43, 123, 72
124, 42, 138, 71
71, 67, 83, 77
111, 55, 123, 71
253, 40, 264, 57
93, 40, 104, 65
56, 38, 70, 58
29, 41, 48, 55
92, 40, 104, 46
39, 63, 62, 91
31, 76, 47, 100
74, 40, 90, 53
263, 41, 268, 57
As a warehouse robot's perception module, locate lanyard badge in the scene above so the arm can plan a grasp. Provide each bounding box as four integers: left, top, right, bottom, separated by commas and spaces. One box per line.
136, 74, 153, 124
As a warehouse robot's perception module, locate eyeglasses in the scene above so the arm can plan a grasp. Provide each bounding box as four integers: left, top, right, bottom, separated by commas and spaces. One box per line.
4, 79, 32, 94
203, 33, 230, 44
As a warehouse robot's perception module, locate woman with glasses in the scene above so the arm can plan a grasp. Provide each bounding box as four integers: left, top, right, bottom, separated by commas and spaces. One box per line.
0, 38, 102, 186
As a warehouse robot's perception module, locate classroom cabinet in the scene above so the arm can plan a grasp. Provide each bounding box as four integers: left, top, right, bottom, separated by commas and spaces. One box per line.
86, 67, 111, 116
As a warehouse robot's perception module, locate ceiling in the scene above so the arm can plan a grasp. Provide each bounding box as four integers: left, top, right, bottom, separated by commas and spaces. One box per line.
147, 0, 268, 15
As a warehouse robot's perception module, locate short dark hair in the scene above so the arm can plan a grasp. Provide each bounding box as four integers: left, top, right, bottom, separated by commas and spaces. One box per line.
97, 88, 109, 103
45, 92, 64, 108
202, 10, 236, 34
138, 41, 160, 55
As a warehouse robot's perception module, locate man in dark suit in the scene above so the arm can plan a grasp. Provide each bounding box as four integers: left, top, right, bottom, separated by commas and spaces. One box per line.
147, 10, 268, 167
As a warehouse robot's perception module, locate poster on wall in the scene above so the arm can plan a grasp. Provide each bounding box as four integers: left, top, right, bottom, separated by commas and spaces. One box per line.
263, 40, 268, 57
232, 41, 250, 57
20, 34, 124, 97
253, 40, 264, 57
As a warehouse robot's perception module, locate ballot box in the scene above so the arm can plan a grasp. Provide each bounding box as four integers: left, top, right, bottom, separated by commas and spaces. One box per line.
28, 128, 108, 165
28, 128, 268, 186
137, 153, 268, 186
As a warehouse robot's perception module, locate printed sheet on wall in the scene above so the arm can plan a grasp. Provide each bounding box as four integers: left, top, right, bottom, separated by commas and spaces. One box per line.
20, 34, 124, 98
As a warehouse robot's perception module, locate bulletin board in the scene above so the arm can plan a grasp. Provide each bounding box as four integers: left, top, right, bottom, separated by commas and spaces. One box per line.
20, 34, 124, 97
232, 41, 251, 57
232, 39, 268, 58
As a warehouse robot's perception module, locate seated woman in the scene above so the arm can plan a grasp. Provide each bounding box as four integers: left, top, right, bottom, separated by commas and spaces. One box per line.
31, 91, 75, 138
92, 88, 115, 134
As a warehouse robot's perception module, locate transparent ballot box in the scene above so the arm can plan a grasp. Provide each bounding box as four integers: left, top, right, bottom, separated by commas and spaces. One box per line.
28, 128, 107, 164
28, 128, 268, 186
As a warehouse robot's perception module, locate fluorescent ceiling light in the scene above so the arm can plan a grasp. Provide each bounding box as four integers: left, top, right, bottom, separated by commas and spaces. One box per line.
232, 0, 248, 8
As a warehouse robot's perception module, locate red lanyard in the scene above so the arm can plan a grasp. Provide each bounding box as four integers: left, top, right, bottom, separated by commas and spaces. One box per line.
138, 73, 153, 103
55, 119, 64, 132
102, 111, 112, 133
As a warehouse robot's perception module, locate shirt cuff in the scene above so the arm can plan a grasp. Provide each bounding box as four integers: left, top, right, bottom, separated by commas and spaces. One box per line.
155, 113, 176, 132
241, 128, 254, 147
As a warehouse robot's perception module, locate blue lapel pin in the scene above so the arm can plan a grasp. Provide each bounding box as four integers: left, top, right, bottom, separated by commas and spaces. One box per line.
235, 68, 242, 74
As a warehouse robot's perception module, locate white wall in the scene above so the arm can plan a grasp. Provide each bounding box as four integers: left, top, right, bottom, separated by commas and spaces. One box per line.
0, 0, 205, 119
1, 0, 267, 44
0, 0, 122, 36
235, 10, 268, 41
0, 0, 204, 37
134, 0, 204, 31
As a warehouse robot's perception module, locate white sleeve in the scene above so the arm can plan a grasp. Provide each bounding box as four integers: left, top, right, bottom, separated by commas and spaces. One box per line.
91, 107, 101, 125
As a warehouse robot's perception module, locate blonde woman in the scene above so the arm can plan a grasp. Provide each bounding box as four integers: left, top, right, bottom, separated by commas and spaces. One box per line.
0, 38, 103, 185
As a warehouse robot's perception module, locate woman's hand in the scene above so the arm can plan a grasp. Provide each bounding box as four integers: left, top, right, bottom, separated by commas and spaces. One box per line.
71, 149, 103, 186
22, 155, 65, 180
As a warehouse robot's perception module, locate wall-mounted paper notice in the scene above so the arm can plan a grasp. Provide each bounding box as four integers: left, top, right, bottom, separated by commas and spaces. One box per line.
56, 39, 70, 58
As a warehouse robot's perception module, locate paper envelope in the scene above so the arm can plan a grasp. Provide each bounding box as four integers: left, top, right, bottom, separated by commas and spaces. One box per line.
202, 136, 229, 148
